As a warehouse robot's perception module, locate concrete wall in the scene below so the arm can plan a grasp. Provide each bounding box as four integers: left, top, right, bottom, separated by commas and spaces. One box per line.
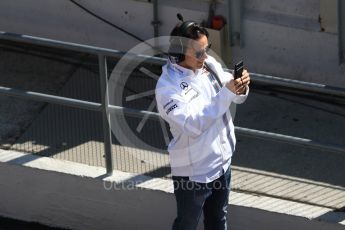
0, 0, 344, 85
0, 162, 176, 230
237, 0, 345, 86
0, 151, 344, 230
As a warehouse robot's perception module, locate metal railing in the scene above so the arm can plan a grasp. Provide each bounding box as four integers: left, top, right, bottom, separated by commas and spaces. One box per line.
1, 31, 345, 175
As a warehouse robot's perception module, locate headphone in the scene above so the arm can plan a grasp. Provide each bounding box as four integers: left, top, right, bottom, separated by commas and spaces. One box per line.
168, 14, 197, 63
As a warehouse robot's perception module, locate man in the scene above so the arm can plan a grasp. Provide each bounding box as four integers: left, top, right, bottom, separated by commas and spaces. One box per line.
155, 17, 250, 230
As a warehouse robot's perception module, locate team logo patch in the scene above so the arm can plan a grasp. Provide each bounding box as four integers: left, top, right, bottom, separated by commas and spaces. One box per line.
180, 82, 189, 90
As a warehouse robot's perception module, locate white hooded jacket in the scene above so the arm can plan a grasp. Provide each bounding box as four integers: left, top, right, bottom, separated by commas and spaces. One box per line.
155, 56, 248, 182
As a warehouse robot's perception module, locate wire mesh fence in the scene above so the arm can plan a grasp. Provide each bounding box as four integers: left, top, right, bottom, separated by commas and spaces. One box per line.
0, 40, 171, 177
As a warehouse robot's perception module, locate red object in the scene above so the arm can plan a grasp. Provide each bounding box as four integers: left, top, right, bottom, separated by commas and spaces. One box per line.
212, 15, 225, 30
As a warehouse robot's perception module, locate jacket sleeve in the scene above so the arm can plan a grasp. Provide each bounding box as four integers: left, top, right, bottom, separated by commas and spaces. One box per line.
233, 85, 249, 104
206, 56, 249, 104
155, 85, 236, 138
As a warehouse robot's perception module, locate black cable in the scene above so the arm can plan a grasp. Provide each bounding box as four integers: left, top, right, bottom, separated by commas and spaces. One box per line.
69, 0, 145, 43
69, 0, 169, 56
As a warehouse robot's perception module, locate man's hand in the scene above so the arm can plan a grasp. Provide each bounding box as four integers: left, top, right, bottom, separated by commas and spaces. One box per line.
226, 69, 251, 95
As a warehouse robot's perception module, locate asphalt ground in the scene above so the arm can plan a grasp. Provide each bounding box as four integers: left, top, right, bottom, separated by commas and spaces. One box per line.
0, 216, 69, 230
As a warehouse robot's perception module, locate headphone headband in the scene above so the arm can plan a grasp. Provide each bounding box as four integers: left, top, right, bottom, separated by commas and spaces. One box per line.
179, 21, 197, 37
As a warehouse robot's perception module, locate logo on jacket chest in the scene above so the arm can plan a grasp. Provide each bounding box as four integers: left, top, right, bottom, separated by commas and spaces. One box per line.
180, 82, 189, 90
180, 81, 199, 102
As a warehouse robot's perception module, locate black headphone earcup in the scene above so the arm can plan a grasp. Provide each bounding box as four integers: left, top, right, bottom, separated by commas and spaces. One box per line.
168, 39, 185, 63
168, 20, 195, 63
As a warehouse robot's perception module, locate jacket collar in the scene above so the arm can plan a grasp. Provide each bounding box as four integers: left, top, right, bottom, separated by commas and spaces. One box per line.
166, 60, 205, 79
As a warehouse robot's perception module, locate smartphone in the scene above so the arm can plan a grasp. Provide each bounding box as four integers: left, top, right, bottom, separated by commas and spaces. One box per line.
234, 60, 244, 79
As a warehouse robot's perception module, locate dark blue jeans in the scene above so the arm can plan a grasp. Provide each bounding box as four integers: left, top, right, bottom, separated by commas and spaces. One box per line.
172, 167, 231, 230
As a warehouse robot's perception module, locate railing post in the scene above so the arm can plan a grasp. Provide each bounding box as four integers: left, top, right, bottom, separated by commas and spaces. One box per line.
227, 0, 244, 47
338, 0, 345, 64
98, 54, 114, 175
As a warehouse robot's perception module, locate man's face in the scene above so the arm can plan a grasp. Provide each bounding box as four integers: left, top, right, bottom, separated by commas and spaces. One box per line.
181, 35, 209, 71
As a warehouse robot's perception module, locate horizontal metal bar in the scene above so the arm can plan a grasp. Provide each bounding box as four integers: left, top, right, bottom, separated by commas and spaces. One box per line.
108, 105, 160, 119
0, 85, 161, 117
0, 84, 158, 117
106, 106, 345, 155
1, 31, 345, 98
249, 72, 345, 98
0, 86, 101, 112
0, 31, 164, 65
0, 84, 343, 155
222, 67, 345, 98
0, 31, 125, 58
235, 127, 345, 155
